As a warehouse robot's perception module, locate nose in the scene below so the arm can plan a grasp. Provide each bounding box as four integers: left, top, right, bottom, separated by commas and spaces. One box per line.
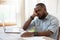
37, 12, 43, 17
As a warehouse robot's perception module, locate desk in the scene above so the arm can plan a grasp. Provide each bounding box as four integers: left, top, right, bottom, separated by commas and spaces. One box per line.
19, 36, 54, 40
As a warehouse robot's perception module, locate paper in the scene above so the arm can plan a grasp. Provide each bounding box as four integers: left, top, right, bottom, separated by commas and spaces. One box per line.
21, 37, 45, 40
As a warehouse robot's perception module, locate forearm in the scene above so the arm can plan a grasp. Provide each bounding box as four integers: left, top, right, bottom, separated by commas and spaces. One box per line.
21, 30, 53, 37
23, 15, 36, 30
37, 30, 53, 36
23, 17, 33, 30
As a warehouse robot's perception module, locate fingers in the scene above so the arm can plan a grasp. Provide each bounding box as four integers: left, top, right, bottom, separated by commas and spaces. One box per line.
33, 8, 38, 16
31, 8, 38, 18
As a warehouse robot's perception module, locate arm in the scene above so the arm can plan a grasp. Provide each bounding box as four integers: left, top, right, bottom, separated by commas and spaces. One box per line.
21, 31, 53, 37
23, 11, 37, 30
37, 30, 53, 36
23, 16, 35, 30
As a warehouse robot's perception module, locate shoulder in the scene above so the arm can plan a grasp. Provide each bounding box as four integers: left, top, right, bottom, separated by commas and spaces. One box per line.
49, 15, 59, 24
49, 15, 58, 21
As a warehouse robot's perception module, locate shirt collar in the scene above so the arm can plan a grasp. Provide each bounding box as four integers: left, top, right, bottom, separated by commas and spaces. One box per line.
45, 14, 49, 20
37, 14, 50, 20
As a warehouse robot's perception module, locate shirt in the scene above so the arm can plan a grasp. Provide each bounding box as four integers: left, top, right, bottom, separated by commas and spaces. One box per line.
27, 14, 59, 40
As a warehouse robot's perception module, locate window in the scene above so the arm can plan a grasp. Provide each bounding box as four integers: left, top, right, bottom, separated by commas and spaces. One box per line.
0, 0, 21, 33
0, 0, 6, 4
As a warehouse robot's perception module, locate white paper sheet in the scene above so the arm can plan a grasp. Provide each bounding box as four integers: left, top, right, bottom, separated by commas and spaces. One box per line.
20, 37, 45, 40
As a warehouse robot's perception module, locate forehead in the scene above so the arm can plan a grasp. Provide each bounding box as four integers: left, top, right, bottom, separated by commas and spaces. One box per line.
35, 6, 41, 9
35, 6, 44, 10
35, 6, 44, 11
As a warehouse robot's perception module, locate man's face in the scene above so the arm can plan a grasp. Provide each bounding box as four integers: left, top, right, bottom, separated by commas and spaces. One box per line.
35, 6, 46, 19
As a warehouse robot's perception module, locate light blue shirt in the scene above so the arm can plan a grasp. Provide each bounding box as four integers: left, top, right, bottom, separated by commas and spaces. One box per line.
27, 14, 59, 40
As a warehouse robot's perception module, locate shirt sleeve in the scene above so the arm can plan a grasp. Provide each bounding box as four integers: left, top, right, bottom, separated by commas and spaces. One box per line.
27, 20, 35, 30
47, 18, 59, 33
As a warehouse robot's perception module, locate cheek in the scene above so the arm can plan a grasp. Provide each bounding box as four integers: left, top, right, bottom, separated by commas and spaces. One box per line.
37, 12, 43, 16
37, 13, 42, 17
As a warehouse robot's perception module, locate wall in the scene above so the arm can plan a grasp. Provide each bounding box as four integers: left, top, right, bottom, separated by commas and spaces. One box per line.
57, 0, 60, 25
40, 0, 60, 26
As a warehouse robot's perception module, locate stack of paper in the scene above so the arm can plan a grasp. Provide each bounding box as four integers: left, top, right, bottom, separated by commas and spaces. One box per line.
21, 37, 45, 40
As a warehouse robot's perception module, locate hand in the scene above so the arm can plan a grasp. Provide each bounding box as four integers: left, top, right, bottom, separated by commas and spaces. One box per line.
31, 8, 38, 18
21, 32, 34, 37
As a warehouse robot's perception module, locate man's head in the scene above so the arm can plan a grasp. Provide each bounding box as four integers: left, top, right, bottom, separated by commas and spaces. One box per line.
35, 3, 48, 19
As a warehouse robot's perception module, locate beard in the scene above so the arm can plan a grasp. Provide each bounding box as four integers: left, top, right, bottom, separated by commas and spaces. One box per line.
38, 13, 47, 20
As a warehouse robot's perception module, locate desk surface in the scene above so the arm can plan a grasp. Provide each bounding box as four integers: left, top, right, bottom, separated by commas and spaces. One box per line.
20, 36, 54, 40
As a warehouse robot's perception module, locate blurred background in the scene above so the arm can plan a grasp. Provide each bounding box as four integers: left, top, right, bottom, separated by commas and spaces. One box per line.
0, 0, 60, 40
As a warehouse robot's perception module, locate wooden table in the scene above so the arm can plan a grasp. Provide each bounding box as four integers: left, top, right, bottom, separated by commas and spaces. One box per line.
0, 23, 16, 27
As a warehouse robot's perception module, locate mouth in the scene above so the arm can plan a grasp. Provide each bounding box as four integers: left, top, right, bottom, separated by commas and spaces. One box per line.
38, 14, 46, 19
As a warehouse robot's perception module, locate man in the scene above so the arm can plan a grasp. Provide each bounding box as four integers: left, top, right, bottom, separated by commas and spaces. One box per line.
21, 3, 59, 40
